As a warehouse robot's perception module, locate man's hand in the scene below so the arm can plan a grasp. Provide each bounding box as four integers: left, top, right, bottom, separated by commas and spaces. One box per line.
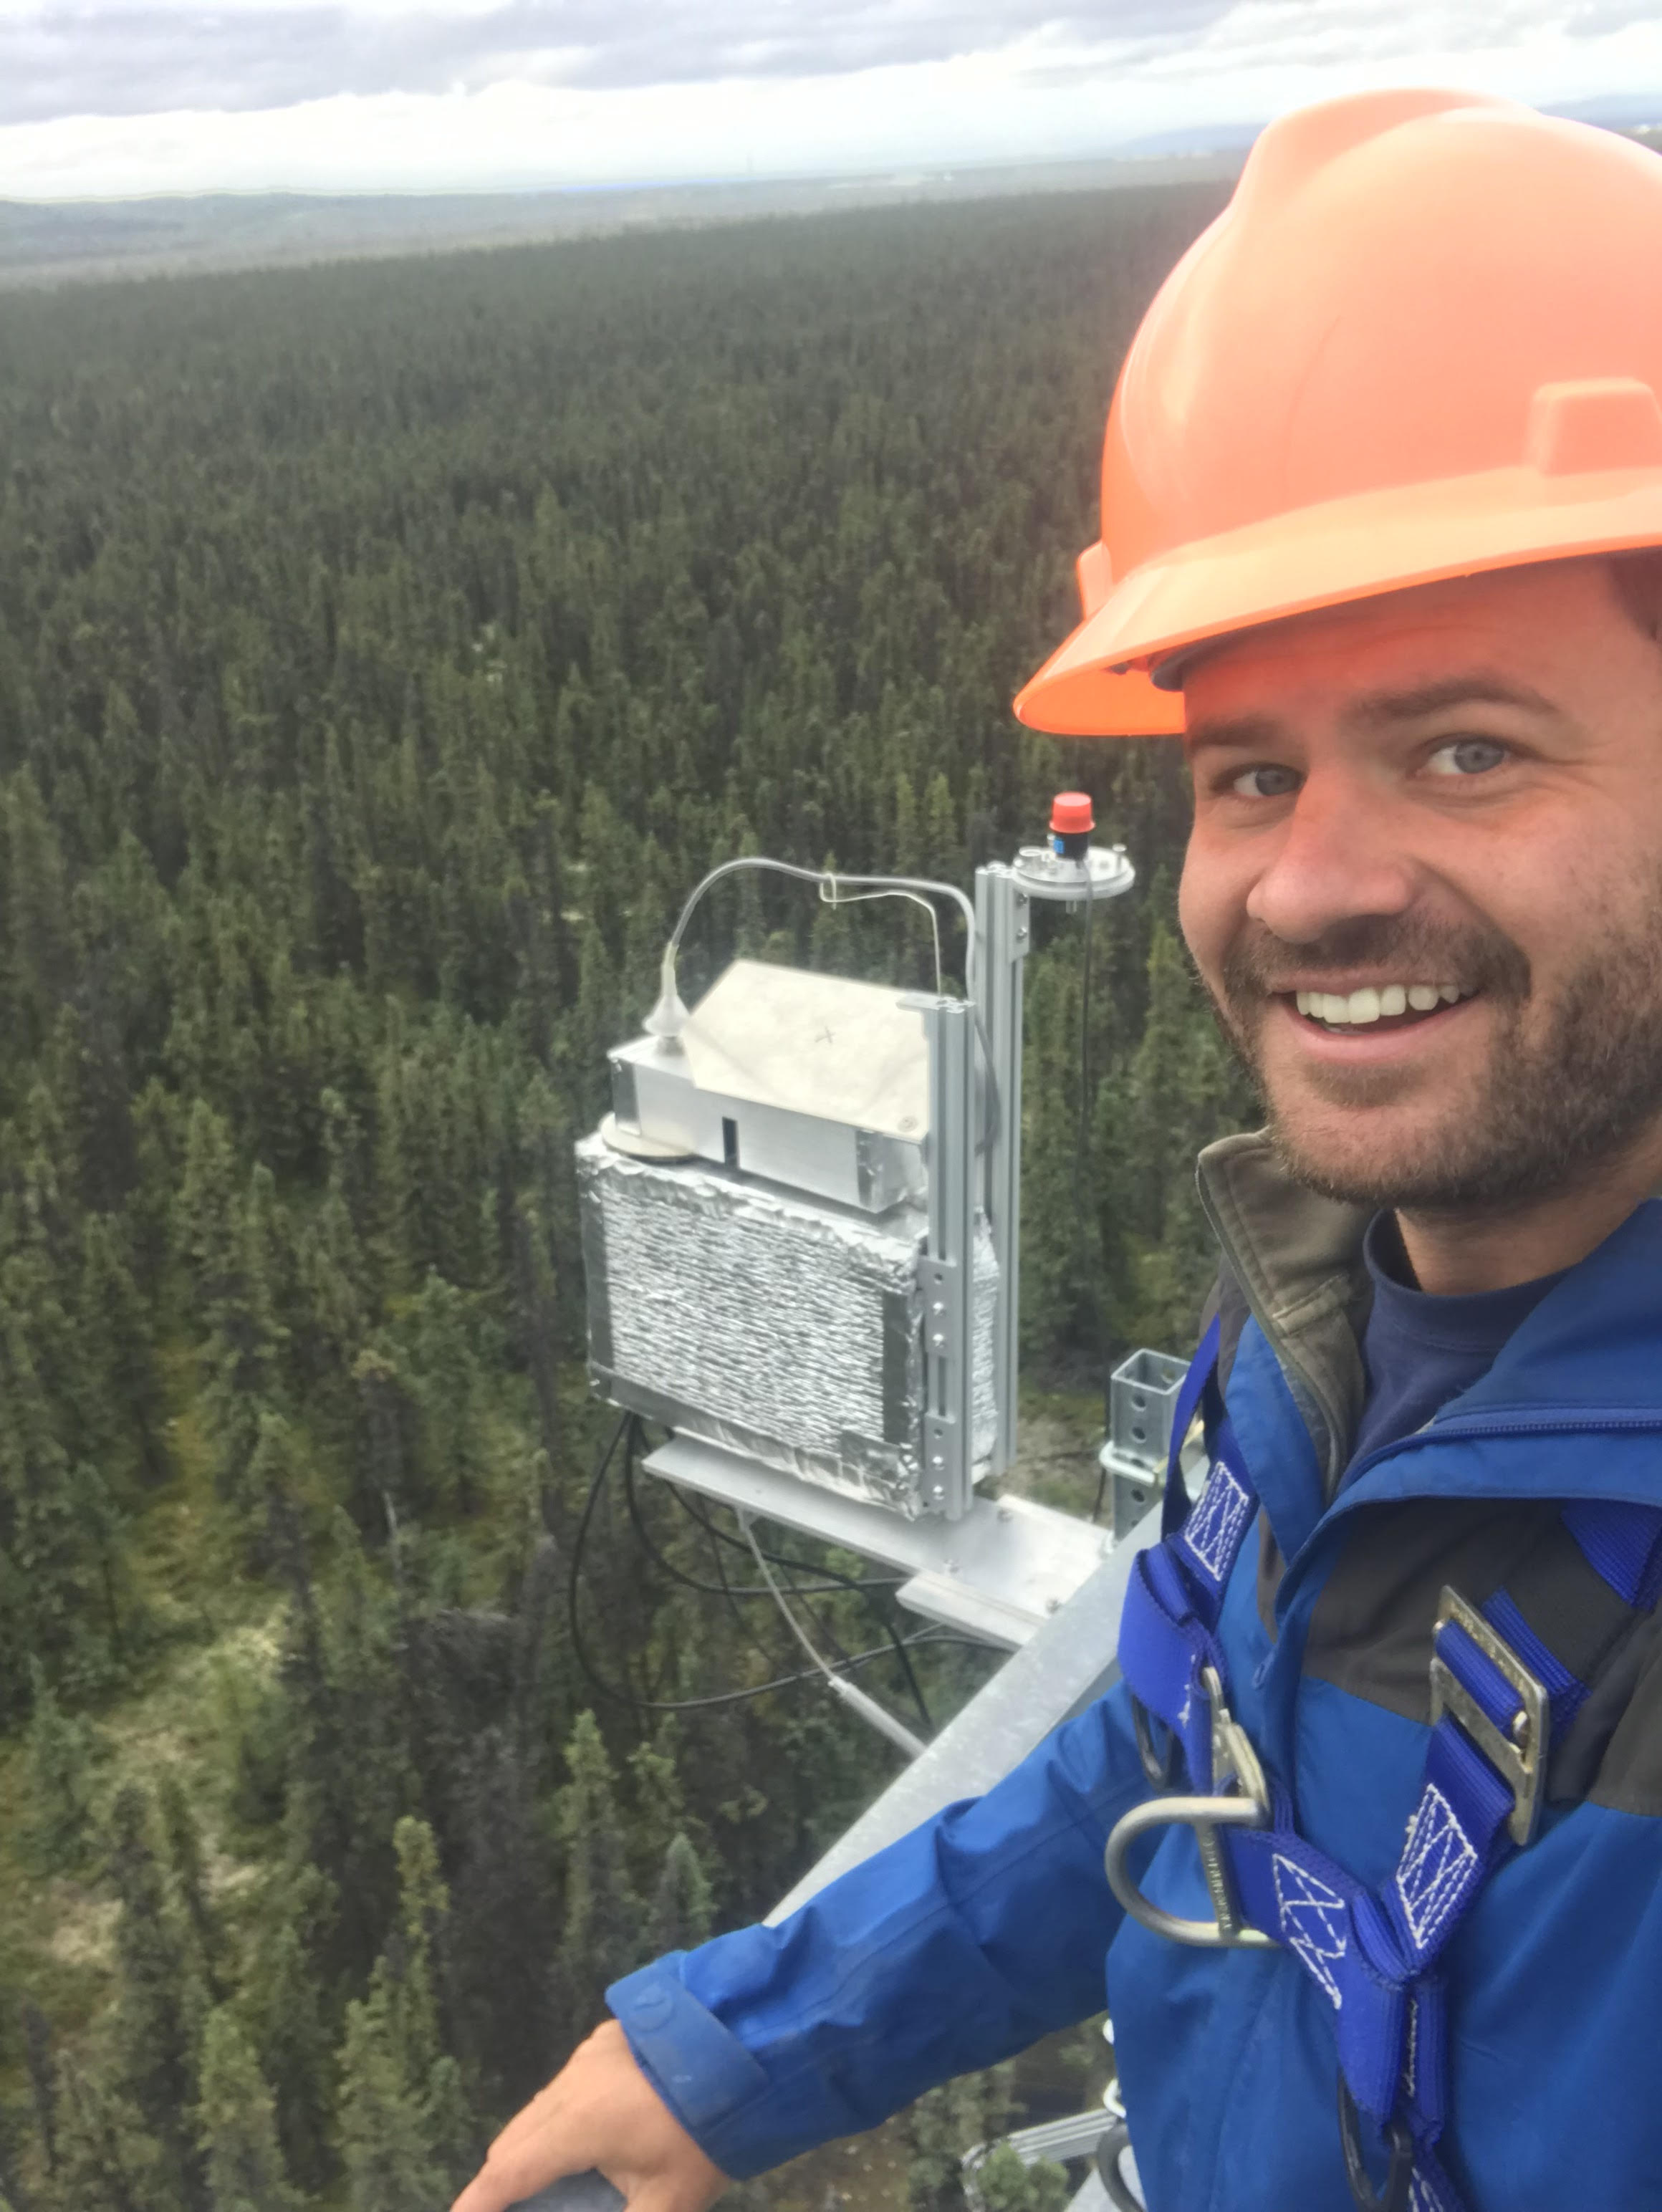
449, 2019, 731, 2212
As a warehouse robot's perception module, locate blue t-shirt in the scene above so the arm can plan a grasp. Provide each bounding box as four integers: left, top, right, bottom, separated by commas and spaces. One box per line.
1348, 1213, 1567, 1473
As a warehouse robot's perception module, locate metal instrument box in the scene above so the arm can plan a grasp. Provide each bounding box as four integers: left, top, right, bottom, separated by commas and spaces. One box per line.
607, 960, 928, 1214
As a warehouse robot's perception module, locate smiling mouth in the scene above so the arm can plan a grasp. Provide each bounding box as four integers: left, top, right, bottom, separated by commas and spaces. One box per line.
1285, 982, 1478, 1034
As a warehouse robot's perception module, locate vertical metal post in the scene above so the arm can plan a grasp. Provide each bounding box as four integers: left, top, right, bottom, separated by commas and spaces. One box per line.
920, 995, 977, 1521
974, 865, 1029, 1476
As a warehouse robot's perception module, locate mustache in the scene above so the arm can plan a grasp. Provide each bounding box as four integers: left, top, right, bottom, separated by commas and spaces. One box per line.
1218, 916, 1532, 1006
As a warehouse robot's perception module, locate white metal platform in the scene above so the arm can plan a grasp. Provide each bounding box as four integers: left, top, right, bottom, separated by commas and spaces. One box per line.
642, 1430, 1117, 1650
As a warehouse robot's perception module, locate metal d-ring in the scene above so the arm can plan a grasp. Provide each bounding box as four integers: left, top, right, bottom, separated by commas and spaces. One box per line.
1104, 1792, 1278, 1947
1337, 2075, 1414, 2212
1095, 2121, 1144, 2211
1106, 1665, 1279, 1948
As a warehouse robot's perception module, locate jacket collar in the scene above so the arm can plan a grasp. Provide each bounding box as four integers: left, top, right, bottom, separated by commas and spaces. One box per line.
1196, 1130, 1370, 1494
1196, 1130, 1662, 1492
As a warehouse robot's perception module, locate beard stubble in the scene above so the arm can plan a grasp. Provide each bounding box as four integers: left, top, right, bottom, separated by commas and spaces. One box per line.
1211, 897, 1662, 1216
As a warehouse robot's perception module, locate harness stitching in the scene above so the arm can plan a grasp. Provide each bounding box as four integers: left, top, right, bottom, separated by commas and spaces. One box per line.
1395, 1785, 1479, 1956
1272, 1853, 1348, 2009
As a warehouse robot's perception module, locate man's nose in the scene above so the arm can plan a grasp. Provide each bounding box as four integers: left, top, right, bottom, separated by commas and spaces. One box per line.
1244, 773, 1418, 945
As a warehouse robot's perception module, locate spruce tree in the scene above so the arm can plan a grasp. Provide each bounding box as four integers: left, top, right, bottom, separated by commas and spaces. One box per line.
447, 1731, 555, 2109
336, 1817, 472, 2211
159, 1775, 226, 2004
626, 1725, 687, 1885
508, 1198, 561, 1464
403, 1270, 486, 1514
244, 1865, 337, 2197
556, 1713, 642, 2033
646, 1834, 715, 1957
21, 1663, 96, 1875
54, 2061, 168, 2212
193, 2009, 301, 2212
173, 1100, 241, 1315
76, 1214, 167, 1486
105, 1786, 206, 2209
335, 1994, 439, 2212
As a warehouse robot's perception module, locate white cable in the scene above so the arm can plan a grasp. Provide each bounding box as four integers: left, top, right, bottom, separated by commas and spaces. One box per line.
648, 851, 998, 1148
817, 879, 943, 996
663, 855, 976, 1001
737, 1511, 926, 1761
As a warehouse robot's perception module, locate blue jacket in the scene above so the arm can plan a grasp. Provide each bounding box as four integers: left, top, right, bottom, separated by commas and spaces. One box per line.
608, 1135, 1662, 2210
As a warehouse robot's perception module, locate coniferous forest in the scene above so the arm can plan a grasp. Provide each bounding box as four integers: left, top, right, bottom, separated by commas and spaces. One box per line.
0, 181, 1257, 2211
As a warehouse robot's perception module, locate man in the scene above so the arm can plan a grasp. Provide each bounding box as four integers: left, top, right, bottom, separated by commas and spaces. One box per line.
456, 90, 1662, 2212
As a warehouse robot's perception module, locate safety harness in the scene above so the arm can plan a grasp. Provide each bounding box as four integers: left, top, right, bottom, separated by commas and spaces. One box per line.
1108, 1317, 1662, 2212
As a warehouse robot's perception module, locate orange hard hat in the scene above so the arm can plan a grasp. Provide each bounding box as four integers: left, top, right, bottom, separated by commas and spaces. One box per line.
1014, 89, 1662, 738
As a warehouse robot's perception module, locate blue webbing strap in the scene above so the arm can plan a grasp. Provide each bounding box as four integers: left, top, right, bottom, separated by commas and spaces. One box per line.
1479, 1590, 1585, 1731
1561, 1497, 1662, 1610
1114, 1331, 1661, 2212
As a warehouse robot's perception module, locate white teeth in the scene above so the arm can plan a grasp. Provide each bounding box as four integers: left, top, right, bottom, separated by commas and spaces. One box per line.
1295, 981, 1469, 1025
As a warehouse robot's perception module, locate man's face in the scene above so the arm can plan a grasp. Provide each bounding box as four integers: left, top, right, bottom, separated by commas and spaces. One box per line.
1178, 559, 1662, 1213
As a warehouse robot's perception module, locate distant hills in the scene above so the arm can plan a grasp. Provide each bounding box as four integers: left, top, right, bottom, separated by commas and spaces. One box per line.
0, 150, 1246, 289
5, 93, 1660, 292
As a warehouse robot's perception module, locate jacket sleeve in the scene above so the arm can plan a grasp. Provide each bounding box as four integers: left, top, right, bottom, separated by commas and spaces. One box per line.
605, 1675, 1152, 2179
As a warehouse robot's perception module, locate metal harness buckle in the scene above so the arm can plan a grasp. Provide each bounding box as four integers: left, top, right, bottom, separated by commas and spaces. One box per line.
1427, 1586, 1550, 1847
1104, 1665, 1279, 1949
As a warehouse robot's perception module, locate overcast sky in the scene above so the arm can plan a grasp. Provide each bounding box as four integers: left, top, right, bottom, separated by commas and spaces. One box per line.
4, 0, 1662, 201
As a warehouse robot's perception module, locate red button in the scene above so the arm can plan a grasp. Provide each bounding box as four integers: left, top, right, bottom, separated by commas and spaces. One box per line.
1050, 792, 1095, 836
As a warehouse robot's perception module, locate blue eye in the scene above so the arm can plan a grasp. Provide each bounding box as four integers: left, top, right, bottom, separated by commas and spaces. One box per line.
1229, 764, 1300, 799
1427, 737, 1507, 776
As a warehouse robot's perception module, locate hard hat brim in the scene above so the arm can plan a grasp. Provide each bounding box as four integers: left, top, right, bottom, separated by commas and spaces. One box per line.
1012, 463, 1662, 738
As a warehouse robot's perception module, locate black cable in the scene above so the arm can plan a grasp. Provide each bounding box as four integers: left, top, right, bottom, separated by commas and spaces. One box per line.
623, 1437, 755, 1600
1077, 862, 1095, 1236
676, 1481, 932, 1728
577, 1625, 945, 1715
1092, 1457, 1110, 1526
1079, 865, 1108, 1527
567, 1414, 966, 1716
627, 1442, 934, 1733
887, 1615, 935, 1733
670, 1481, 905, 1592
638, 1460, 898, 1599
773, 1545, 933, 1736
567, 1410, 640, 1711
621, 1423, 786, 1681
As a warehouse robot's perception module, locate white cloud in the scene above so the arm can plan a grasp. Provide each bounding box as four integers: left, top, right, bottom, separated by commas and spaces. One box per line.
2, 1, 1661, 201
0, 1, 1230, 125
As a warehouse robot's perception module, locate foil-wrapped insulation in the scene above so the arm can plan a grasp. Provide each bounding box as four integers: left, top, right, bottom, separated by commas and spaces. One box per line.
577, 1133, 997, 1518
